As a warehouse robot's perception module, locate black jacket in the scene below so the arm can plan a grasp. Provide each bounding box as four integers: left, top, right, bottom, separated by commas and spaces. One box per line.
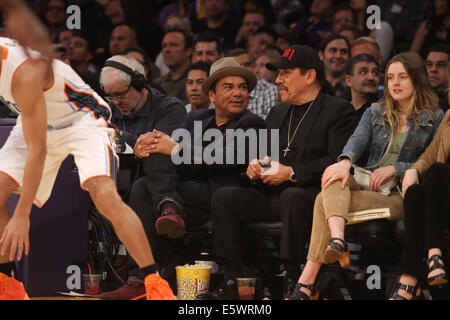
175, 108, 267, 193
265, 89, 357, 190
111, 88, 186, 209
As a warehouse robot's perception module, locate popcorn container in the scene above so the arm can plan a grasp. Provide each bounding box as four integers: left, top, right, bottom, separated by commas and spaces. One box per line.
176, 264, 212, 300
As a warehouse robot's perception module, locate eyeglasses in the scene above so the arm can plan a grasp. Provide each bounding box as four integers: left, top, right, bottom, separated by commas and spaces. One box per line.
104, 85, 131, 103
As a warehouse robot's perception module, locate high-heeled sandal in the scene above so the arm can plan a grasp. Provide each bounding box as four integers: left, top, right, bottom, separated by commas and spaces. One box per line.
390, 277, 421, 300
287, 268, 324, 300
323, 237, 350, 268
427, 254, 448, 287
288, 283, 319, 300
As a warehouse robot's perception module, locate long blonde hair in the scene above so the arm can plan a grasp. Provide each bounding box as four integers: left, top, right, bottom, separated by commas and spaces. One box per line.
380, 52, 438, 132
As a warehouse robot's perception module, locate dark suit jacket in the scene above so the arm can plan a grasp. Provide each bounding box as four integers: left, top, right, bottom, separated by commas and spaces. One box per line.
176, 109, 267, 193
266, 89, 357, 190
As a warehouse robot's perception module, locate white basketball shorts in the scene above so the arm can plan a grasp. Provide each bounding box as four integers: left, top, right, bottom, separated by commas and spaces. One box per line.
0, 115, 119, 207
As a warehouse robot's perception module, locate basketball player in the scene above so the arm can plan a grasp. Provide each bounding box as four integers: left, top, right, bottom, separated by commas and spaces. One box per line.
0, 36, 175, 300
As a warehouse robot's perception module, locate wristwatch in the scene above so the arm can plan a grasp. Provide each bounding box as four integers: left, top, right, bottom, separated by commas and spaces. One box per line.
289, 168, 298, 183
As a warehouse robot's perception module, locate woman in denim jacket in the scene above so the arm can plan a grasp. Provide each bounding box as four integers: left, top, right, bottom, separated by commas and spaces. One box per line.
288, 51, 444, 300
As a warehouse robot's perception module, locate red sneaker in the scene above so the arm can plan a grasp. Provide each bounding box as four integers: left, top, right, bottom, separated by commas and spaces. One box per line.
155, 212, 187, 238
99, 281, 145, 300
144, 273, 176, 300
0, 272, 29, 300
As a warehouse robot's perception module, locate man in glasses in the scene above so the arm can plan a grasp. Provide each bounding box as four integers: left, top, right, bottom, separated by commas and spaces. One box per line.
99, 55, 186, 299
425, 44, 450, 111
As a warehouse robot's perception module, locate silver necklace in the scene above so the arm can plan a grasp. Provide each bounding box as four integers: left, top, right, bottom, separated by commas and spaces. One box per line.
283, 99, 315, 157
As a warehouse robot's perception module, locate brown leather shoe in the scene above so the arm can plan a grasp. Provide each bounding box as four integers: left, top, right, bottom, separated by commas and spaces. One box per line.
99, 281, 145, 300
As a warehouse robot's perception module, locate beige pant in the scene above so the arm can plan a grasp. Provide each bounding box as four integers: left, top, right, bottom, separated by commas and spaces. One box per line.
307, 175, 404, 263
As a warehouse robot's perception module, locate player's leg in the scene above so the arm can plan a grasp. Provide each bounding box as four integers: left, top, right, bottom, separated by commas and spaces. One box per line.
84, 176, 175, 300
84, 176, 155, 268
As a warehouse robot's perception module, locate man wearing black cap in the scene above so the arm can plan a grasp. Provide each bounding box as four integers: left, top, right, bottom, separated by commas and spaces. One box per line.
207, 45, 357, 299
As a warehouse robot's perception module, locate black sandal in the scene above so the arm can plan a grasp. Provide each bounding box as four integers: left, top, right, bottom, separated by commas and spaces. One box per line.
288, 283, 319, 300
390, 277, 421, 300
324, 237, 350, 268
427, 254, 448, 287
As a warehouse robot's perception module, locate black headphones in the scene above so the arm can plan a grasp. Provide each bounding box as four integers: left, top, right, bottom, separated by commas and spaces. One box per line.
103, 60, 148, 91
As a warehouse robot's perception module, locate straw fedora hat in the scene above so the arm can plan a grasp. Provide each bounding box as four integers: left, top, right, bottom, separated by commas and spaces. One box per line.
201, 57, 257, 95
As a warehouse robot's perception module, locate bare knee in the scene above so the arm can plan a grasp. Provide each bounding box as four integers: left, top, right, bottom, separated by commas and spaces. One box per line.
85, 177, 123, 219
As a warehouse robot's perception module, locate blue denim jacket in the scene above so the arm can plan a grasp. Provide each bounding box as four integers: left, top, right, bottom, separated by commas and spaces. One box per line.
339, 103, 444, 177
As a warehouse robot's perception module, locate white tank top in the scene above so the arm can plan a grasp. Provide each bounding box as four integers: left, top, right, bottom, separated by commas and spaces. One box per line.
0, 37, 111, 129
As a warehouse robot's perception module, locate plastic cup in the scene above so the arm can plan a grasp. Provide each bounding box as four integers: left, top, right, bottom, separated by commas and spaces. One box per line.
176, 264, 212, 300
82, 274, 102, 296
236, 277, 256, 300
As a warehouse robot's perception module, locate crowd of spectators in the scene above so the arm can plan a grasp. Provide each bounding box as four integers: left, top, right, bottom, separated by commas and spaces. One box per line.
1, 0, 449, 300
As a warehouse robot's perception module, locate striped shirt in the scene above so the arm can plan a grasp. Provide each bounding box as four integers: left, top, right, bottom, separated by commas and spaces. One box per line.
248, 78, 279, 119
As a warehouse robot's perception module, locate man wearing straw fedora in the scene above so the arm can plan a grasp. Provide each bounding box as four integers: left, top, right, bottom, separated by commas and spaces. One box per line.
131, 57, 266, 293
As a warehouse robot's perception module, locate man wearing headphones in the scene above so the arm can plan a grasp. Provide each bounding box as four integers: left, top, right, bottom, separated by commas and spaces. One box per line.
99, 55, 186, 299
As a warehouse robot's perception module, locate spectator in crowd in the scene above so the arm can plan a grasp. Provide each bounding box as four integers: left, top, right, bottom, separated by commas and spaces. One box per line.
123, 46, 161, 82
202, 45, 356, 299
152, 28, 193, 105
318, 34, 351, 99
271, 0, 304, 28
43, 0, 68, 43
290, 51, 443, 300
192, 0, 239, 50
56, 29, 73, 47
109, 24, 138, 56
158, 0, 196, 30
275, 28, 297, 52
226, 48, 279, 118
241, 0, 277, 26
349, 0, 370, 35
98, 55, 186, 299
192, 31, 224, 65
425, 44, 450, 111
132, 57, 266, 294
351, 36, 384, 69
345, 53, 381, 167
398, 108, 450, 300
52, 43, 69, 64
339, 25, 359, 45
235, 9, 266, 49
351, 36, 385, 97
253, 48, 281, 84
410, 0, 450, 58
104, 0, 163, 61
345, 54, 380, 119
156, 12, 193, 78
290, 0, 333, 50
248, 26, 277, 61
165, 12, 192, 32
104, 0, 125, 25
67, 32, 101, 94
332, 4, 357, 34
185, 62, 212, 112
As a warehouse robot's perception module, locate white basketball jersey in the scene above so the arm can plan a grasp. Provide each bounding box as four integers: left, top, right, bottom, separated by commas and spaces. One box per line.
0, 37, 111, 129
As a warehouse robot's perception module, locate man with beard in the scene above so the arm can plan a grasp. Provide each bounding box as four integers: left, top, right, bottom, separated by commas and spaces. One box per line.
318, 34, 351, 99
